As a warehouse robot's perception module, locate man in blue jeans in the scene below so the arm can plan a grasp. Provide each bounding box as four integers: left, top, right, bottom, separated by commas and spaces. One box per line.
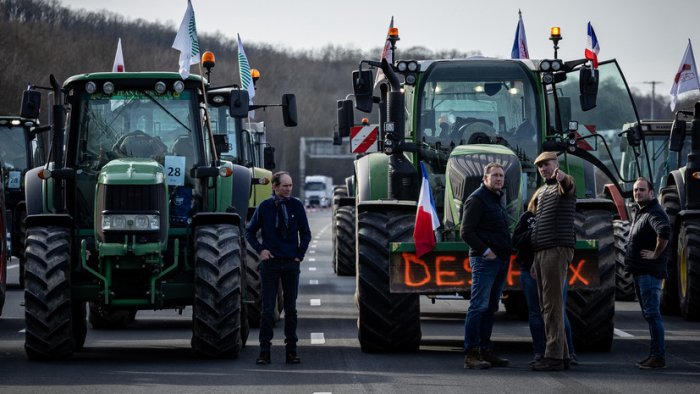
246, 171, 311, 365
460, 162, 512, 369
625, 177, 670, 369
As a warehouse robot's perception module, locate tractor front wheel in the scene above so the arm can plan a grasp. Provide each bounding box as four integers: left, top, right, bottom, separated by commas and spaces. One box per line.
335, 205, 356, 276
614, 220, 635, 301
678, 218, 700, 320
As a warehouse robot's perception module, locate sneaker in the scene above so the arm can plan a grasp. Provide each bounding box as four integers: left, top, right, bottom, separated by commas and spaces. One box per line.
638, 356, 666, 370
481, 348, 510, 367
256, 351, 271, 365
464, 348, 491, 369
634, 356, 651, 368
531, 357, 565, 371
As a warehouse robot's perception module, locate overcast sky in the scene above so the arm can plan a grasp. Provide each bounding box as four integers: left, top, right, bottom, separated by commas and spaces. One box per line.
60, 0, 699, 98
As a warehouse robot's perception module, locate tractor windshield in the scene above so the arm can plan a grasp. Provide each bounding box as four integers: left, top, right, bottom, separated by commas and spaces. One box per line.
417, 60, 541, 166
552, 60, 648, 196
0, 124, 28, 171
75, 89, 198, 171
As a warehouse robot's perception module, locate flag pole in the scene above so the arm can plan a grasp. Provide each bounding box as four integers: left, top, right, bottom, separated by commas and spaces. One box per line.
197, 61, 218, 162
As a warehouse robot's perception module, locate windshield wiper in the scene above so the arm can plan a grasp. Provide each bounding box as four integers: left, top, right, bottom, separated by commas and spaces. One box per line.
142, 91, 191, 132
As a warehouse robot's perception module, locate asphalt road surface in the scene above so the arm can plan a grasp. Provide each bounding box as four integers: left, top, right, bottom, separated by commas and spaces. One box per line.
1, 209, 699, 393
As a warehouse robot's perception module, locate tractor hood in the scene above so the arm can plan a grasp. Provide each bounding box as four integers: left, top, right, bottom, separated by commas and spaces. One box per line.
98, 159, 165, 186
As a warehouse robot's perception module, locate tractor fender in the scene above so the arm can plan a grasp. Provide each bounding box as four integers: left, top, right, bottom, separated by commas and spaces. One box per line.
231, 164, 252, 219
355, 153, 389, 203
356, 200, 416, 215
24, 166, 44, 215
344, 175, 355, 197
192, 212, 241, 228
25, 213, 73, 229
664, 169, 686, 211
575, 198, 615, 213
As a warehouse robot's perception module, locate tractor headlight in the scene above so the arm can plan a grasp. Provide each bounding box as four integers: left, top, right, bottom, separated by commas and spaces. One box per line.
102, 213, 160, 231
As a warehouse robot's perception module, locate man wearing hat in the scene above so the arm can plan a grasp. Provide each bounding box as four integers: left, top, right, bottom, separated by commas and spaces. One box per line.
530, 151, 576, 371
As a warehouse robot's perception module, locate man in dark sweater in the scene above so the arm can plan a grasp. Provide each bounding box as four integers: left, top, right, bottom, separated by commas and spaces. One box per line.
625, 177, 670, 369
246, 171, 312, 365
460, 162, 512, 369
530, 151, 576, 371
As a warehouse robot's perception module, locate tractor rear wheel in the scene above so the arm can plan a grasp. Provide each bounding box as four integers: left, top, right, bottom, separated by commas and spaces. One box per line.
192, 224, 243, 358
678, 218, 700, 320
567, 209, 615, 352
14, 206, 27, 288
331, 186, 348, 273
24, 226, 76, 360
335, 205, 356, 276
356, 209, 421, 352
659, 186, 681, 315
614, 220, 635, 301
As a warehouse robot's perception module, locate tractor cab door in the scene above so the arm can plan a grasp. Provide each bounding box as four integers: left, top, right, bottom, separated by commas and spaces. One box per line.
551, 60, 651, 198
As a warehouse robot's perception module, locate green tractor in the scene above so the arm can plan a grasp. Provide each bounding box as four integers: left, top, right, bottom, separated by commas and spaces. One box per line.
0, 165, 7, 316
335, 27, 652, 352
20, 70, 256, 360
204, 57, 298, 328
0, 115, 48, 288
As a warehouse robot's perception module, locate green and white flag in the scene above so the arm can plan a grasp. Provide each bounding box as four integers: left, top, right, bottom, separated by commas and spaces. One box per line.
172, 0, 200, 79
237, 33, 255, 103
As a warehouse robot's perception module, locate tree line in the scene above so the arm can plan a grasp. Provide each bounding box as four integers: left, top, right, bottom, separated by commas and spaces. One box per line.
0, 0, 670, 191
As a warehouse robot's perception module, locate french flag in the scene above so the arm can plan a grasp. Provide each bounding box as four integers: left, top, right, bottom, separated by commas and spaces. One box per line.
585, 22, 600, 69
413, 162, 441, 258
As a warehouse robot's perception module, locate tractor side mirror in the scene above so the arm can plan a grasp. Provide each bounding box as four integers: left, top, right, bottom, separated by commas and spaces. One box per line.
229, 89, 250, 118
263, 146, 276, 170
282, 94, 298, 127
21, 90, 42, 119
579, 67, 599, 111
213, 134, 229, 154
669, 119, 686, 152
337, 99, 354, 138
352, 69, 374, 113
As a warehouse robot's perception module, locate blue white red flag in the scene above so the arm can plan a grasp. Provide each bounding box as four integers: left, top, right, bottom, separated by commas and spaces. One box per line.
413, 162, 440, 258
585, 22, 600, 69
510, 10, 529, 59
374, 16, 394, 88
670, 39, 699, 111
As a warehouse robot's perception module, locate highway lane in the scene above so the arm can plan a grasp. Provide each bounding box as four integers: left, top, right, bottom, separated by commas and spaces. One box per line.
1, 208, 699, 393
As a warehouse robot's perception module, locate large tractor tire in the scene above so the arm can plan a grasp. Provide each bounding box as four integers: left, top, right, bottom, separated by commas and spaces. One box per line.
24, 226, 76, 360
88, 303, 136, 329
567, 209, 615, 352
191, 224, 243, 358
331, 185, 348, 273
678, 218, 700, 320
335, 205, 356, 276
613, 220, 636, 301
356, 209, 421, 353
14, 206, 27, 288
659, 186, 681, 315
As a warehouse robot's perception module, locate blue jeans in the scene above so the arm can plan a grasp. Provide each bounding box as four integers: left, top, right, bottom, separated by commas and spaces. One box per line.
464, 256, 507, 351
634, 274, 665, 360
521, 267, 576, 357
259, 259, 300, 353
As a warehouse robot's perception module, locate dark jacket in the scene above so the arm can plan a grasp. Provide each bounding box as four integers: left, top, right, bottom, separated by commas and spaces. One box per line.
245, 195, 312, 261
625, 198, 671, 279
512, 210, 536, 270
460, 184, 512, 261
532, 175, 576, 251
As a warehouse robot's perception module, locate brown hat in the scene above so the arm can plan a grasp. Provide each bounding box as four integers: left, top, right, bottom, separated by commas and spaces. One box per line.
534, 151, 558, 166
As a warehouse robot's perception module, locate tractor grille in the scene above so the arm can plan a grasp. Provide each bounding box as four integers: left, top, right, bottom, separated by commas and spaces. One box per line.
447, 153, 521, 205
95, 184, 167, 244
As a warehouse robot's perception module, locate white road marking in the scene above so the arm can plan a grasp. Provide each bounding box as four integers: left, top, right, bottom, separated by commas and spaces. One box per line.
310, 299, 321, 306
18, 329, 25, 333
308, 258, 316, 262
310, 333, 326, 345
309, 279, 319, 285
614, 328, 635, 338
309, 250, 316, 254
308, 267, 317, 271
7, 264, 18, 270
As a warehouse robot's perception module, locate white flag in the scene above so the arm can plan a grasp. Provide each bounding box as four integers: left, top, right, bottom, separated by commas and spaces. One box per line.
112, 38, 125, 72
374, 16, 394, 88
172, 0, 200, 79
237, 34, 255, 103
670, 39, 700, 111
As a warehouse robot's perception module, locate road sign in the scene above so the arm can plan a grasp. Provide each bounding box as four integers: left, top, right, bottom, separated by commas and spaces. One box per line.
350, 124, 379, 153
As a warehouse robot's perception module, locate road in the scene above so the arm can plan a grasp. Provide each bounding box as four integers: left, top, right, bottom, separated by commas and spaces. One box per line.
1, 209, 699, 393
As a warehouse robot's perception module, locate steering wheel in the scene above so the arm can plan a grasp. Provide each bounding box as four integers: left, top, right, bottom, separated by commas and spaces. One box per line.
460, 121, 496, 144
112, 130, 167, 158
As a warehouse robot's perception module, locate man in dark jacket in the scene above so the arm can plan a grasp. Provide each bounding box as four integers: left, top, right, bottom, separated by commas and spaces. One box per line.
246, 171, 312, 365
530, 151, 576, 371
626, 177, 670, 369
460, 162, 512, 369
